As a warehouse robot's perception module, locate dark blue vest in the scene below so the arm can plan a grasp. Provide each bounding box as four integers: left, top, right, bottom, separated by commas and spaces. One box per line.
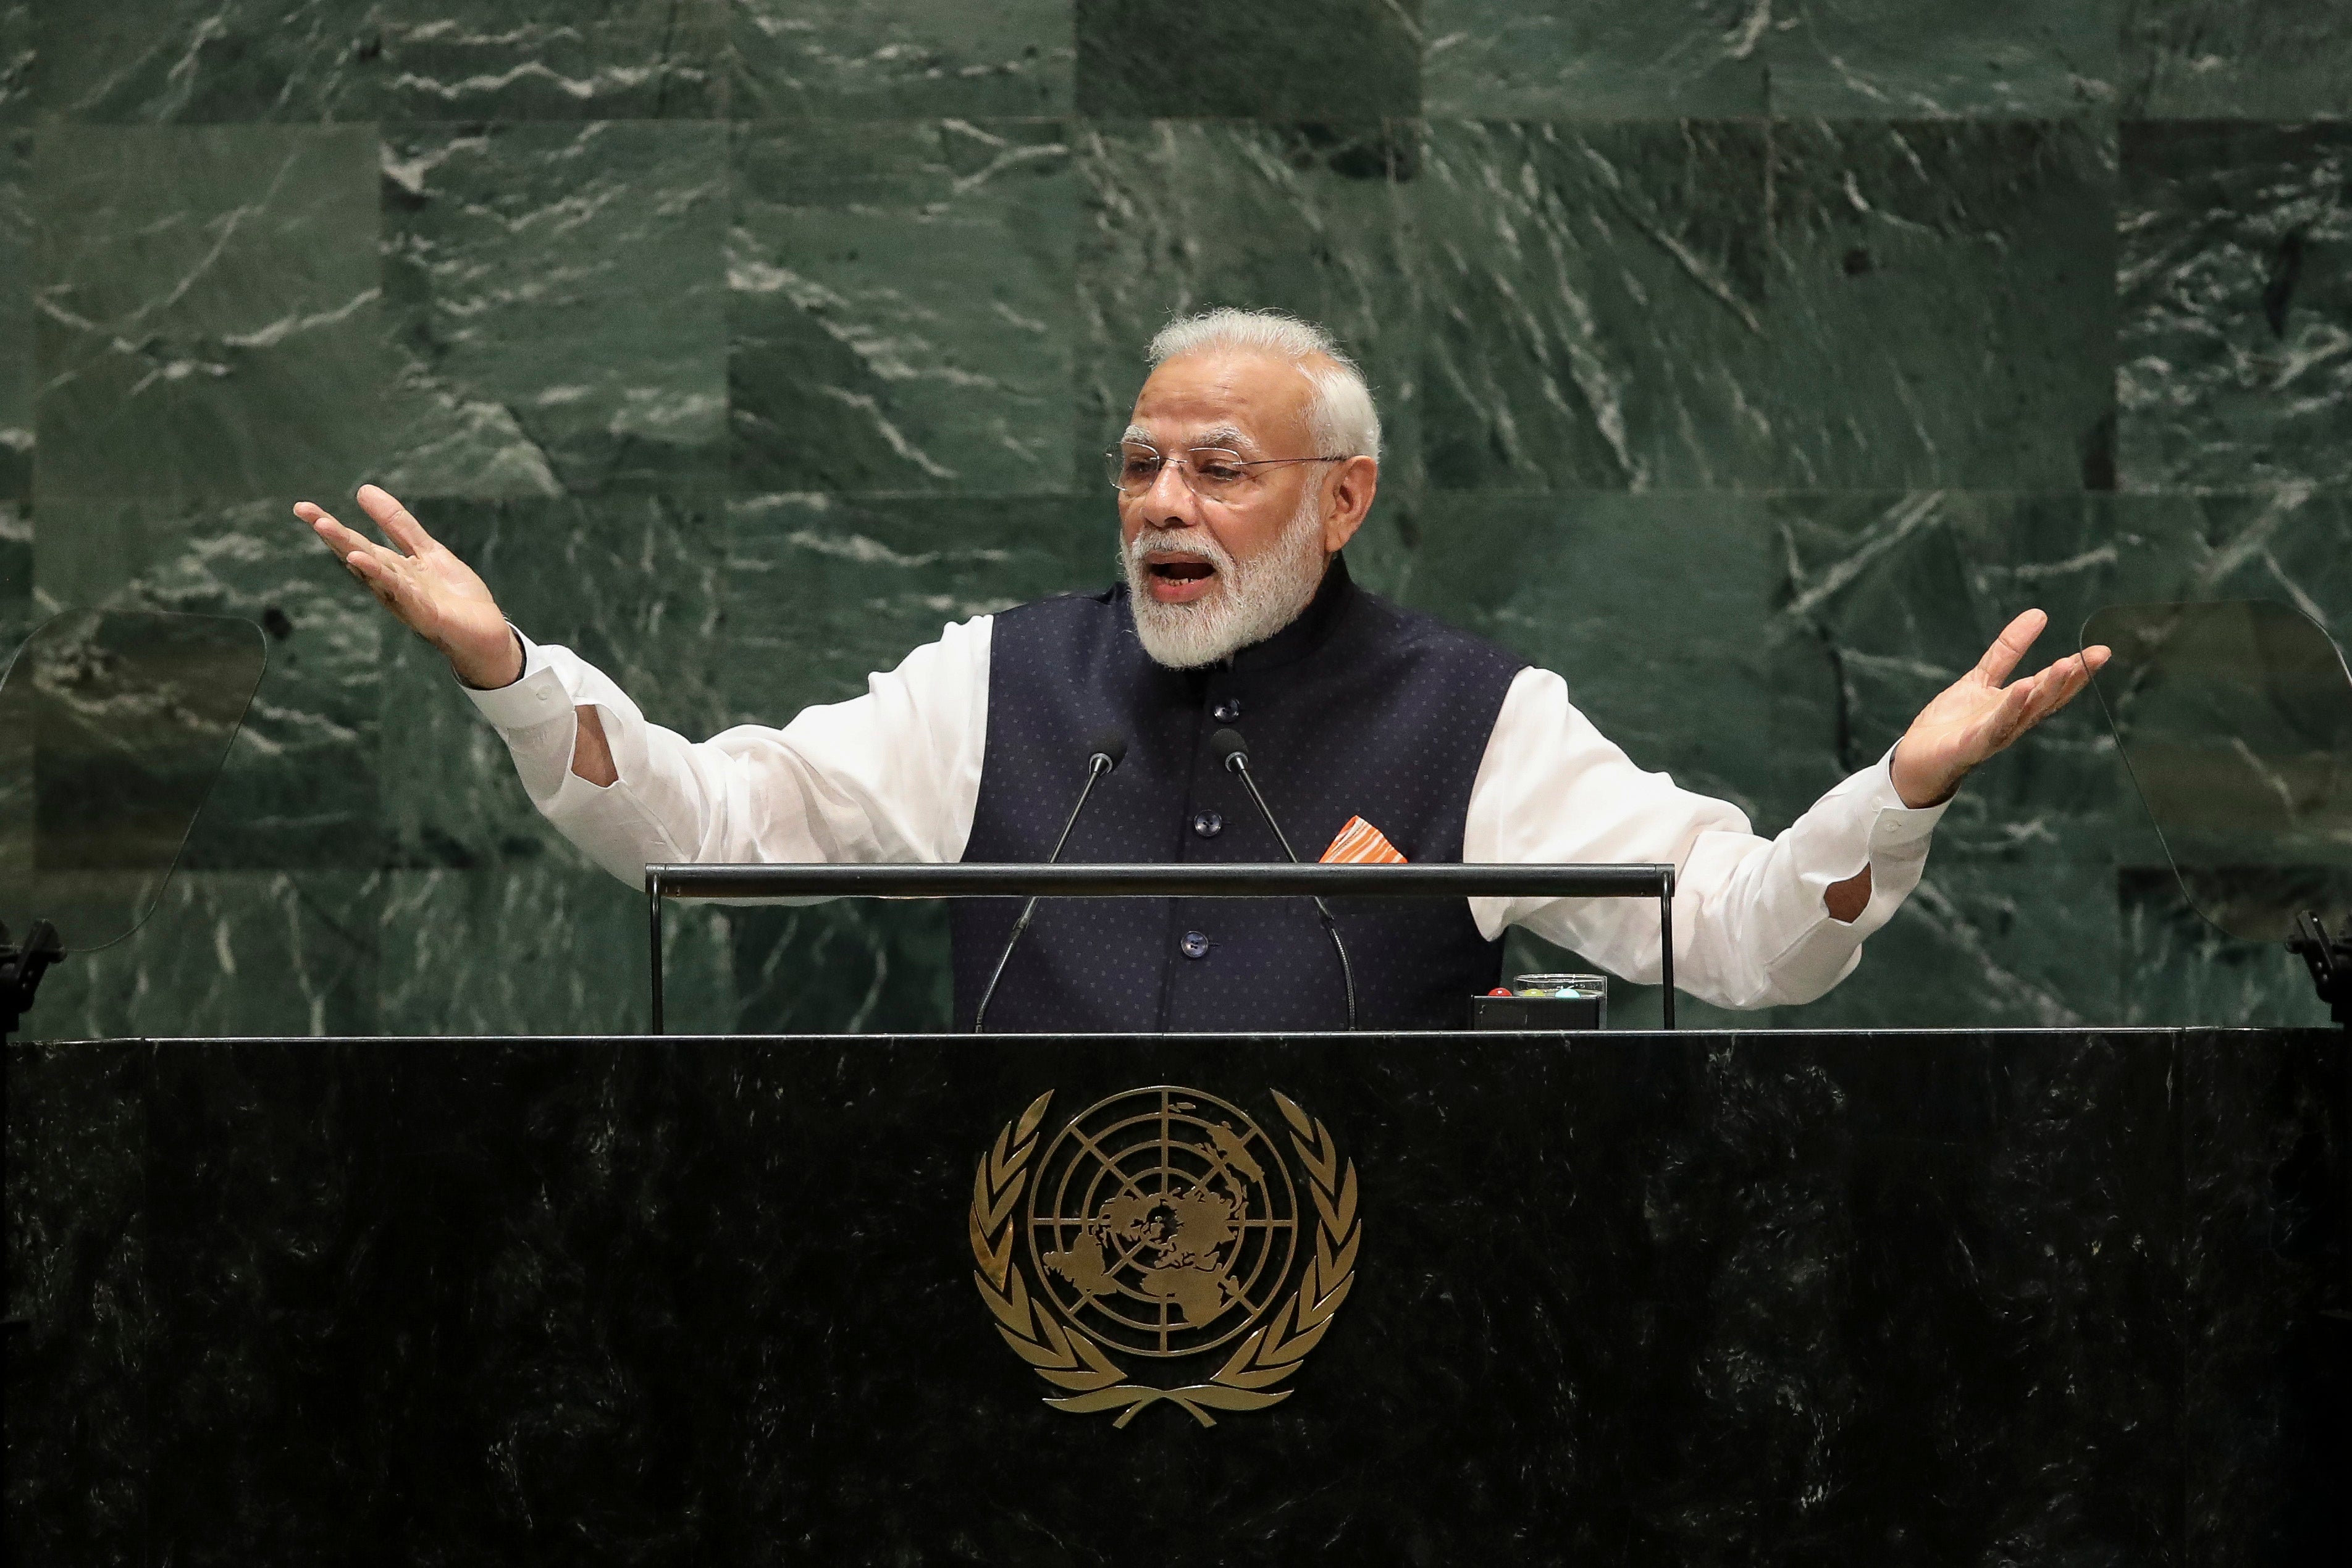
950, 557, 1526, 1032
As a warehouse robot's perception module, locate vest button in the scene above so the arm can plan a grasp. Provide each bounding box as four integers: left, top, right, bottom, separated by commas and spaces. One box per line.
1212, 697, 1242, 724
1191, 810, 1224, 839
1180, 930, 1212, 960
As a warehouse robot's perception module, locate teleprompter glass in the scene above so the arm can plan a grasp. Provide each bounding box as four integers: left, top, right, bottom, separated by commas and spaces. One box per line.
2083, 600, 2352, 942
0, 609, 266, 952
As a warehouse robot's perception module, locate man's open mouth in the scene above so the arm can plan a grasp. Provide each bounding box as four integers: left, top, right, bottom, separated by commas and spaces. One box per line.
1139, 550, 1221, 605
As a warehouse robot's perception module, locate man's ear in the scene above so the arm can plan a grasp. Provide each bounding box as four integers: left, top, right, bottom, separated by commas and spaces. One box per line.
1321, 456, 1379, 553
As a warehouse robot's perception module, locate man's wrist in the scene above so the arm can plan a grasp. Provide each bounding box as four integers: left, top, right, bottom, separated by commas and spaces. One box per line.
1894, 773, 1960, 810
1888, 740, 1961, 810
451, 626, 526, 690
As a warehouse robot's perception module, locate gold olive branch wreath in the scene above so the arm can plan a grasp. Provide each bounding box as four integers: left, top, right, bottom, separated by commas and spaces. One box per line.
969, 1089, 1361, 1429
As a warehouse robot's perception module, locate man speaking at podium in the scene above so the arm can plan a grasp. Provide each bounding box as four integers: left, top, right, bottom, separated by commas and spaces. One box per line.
298, 309, 2105, 1033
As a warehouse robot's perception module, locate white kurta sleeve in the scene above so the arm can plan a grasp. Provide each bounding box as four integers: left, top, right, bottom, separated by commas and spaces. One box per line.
1461, 666, 1948, 1009
461, 618, 994, 889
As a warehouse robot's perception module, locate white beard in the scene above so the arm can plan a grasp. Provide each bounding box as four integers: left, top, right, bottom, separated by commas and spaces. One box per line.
1122, 492, 1330, 669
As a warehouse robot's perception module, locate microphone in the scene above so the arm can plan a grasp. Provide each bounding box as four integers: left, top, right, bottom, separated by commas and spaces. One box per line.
972, 729, 1125, 1033
1211, 727, 1359, 1030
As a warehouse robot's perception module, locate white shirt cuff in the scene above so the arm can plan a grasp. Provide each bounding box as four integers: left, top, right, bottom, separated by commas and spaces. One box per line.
1860, 747, 1949, 851
462, 628, 571, 731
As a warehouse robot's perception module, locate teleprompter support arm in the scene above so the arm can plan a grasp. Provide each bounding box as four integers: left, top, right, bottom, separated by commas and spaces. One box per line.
2288, 912, 2352, 1028
1, 919, 64, 1043
644, 862, 1678, 1036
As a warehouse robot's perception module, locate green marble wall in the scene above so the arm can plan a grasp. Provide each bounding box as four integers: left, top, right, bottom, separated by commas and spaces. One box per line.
6, 2, 2347, 1038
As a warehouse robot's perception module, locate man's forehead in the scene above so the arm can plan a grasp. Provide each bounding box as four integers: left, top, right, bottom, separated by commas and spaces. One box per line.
1127, 349, 1314, 450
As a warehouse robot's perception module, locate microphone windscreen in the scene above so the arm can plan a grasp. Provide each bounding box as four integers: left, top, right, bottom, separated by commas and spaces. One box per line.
1086, 728, 1127, 770
1210, 727, 1248, 769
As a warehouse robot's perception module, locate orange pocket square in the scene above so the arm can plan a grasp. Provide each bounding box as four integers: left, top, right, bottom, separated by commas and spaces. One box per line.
1321, 816, 1407, 865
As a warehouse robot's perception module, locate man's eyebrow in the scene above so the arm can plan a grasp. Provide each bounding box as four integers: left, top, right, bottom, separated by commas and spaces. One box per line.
1120, 423, 1261, 453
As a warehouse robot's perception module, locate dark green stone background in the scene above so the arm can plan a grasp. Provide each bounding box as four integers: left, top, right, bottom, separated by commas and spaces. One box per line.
4, 2, 2346, 1037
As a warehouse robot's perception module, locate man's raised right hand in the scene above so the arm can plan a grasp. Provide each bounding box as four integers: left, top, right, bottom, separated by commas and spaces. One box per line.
296, 485, 523, 690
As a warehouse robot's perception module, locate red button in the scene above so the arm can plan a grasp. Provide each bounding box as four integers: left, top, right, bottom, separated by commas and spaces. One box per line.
1487, 986, 1512, 996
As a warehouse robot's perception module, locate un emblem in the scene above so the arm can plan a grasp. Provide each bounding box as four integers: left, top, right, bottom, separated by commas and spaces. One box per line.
969, 1086, 1361, 1428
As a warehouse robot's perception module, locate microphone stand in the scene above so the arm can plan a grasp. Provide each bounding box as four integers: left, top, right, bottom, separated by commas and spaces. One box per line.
971, 750, 1118, 1033
1218, 739, 1359, 1032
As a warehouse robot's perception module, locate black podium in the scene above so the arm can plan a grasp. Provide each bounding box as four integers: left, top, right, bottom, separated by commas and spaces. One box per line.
7, 1026, 2345, 1565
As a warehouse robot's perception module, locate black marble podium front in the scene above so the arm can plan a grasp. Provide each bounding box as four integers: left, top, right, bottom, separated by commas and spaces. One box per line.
7, 1028, 2345, 1566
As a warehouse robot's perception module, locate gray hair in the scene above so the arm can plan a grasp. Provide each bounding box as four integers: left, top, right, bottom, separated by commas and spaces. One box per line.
1145, 308, 1382, 463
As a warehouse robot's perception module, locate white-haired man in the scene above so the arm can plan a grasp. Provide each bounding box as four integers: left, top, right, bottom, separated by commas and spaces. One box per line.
299, 308, 2107, 1031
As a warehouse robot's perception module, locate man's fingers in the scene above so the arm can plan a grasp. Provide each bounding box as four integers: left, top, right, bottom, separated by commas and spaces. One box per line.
337, 550, 396, 610
341, 546, 427, 616
2015, 663, 2077, 729
307, 511, 403, 571
355, 484, 437, 556
293, 500, 344, 539
1992, 668, 2038, 731
342, 547, 399, 595
1971, 608, 2049, 686
2013, 647, 2107, 734
295, 501, 406, 573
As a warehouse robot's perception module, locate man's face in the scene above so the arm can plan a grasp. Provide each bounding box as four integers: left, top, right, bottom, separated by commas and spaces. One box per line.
1117, 348, 1333, 609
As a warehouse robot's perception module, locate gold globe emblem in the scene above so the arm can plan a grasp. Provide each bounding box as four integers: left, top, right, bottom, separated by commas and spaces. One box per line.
1025, 1087, 1297, 1358
971, 1084, 1362, 1427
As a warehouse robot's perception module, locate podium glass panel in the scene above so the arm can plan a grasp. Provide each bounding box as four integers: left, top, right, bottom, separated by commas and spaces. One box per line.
0, 608, 266, 952
2084, 599, 2352, 942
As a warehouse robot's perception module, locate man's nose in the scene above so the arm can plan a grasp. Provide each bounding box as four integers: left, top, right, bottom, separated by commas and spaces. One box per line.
1140, 455, 1201, 523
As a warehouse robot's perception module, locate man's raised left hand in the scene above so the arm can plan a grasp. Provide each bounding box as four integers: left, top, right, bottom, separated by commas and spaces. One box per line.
1888, 609, 2112, 809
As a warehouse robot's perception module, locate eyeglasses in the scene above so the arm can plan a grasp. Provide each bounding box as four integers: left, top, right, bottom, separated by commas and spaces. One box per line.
1105, 443, 1347, 501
